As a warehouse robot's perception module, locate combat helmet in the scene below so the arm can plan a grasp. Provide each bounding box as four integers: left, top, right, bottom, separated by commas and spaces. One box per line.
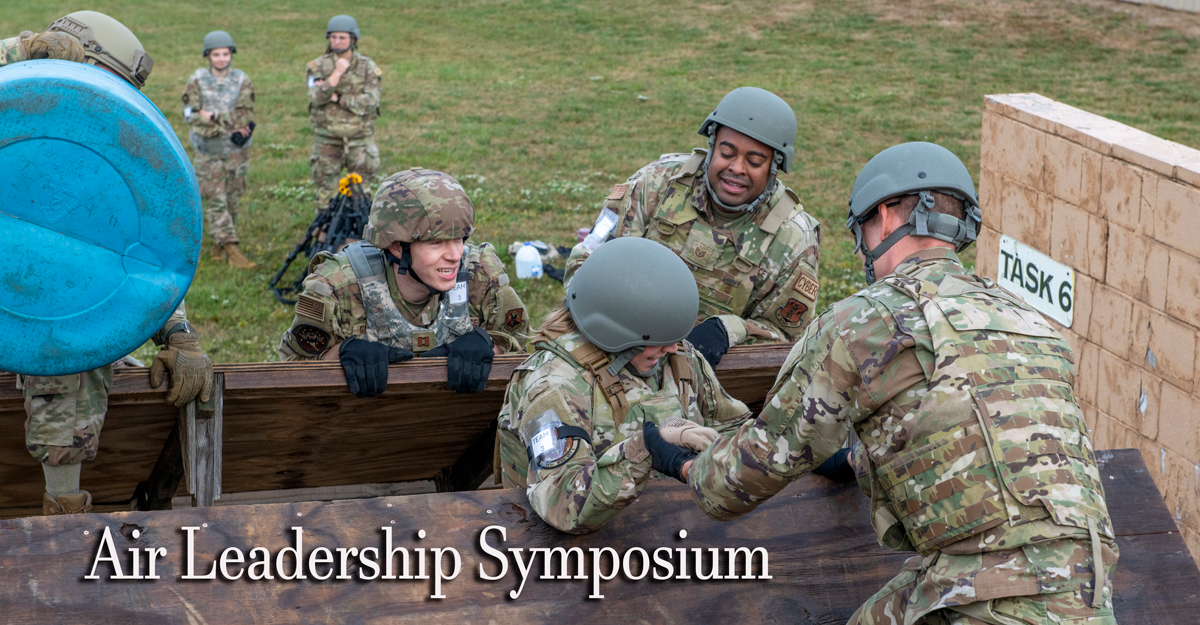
363, 168, 475, 292
698, 87, 797, 173
846, 141, 982, 284
45, 11, 153, 89
565, 237, 698, 371
326, 15, 361, 40
202, 30, 236, 57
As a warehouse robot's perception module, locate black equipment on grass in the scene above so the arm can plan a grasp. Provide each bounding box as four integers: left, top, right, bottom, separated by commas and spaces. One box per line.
269, 174, 371, 305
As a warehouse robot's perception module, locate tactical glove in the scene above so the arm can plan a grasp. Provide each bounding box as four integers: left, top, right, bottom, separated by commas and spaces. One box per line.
812, 447, 857, 483
419, 328, 494, 394
230, 121, 256, 147
643, 421, 697, 483
657, 417, 720, 452
338, 337, 414, 399
20, 30, 85, 62
687, 317, 730, 367
149, 331, 214, 407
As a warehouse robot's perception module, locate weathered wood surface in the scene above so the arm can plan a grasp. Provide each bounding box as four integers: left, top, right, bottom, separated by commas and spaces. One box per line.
0, 345, 791, 516
0, 449, 1192, 624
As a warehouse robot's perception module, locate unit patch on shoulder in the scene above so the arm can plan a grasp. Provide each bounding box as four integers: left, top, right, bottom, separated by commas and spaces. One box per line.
505, 308, 524, 330
293, 324, 331, 355
793, 272, 819, 302
607, 184, 629, 201
778, 298, 809, 326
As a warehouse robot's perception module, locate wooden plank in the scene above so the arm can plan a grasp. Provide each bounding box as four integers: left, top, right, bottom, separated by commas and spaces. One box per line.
0, 448, 1192, 624
0, 345, 790, 516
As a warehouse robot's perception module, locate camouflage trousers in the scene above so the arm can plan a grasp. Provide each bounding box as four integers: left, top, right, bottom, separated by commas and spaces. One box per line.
310, 136, 379, 212
849, 538, 1119, 625
19, 365, 113, 466
195, 148, 250, 246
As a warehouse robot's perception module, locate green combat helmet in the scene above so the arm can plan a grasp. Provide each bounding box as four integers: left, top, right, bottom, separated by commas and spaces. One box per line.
699, 86, 797, 173
45, 11, 153, 89
846, 141, 982, 284
326, 15, 361, 40
202, 30, 236, 56
565, 237, 699, 371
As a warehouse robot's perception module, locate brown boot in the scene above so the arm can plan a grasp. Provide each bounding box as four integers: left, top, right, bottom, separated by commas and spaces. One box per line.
223, 243, 258, 269
210, 244, 227, 261
43, 491, 93, 515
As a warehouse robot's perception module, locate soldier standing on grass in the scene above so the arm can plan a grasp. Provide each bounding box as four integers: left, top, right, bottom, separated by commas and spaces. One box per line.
564, 87, 821, 368
0, 11, 213, 515
183, 30, 258, 269
279, 169, 529, 396
307, 15, 382, 213
644, 142, 1119, 624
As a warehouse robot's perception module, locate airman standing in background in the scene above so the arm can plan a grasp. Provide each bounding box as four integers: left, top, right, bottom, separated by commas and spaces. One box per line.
183, 30, 257, 269
307, 15, 382, 213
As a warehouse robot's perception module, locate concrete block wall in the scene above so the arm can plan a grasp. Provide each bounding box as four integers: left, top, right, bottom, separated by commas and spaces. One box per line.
977, 93, 1200, 568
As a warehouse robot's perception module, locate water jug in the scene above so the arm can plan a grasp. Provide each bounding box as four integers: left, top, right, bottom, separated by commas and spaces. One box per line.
515, 242, 543, 279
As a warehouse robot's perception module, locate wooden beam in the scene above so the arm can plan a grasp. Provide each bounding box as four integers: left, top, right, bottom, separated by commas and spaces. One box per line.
179, 373, 224, 507
0, 449, 1193, 623
0, 346, 790, 516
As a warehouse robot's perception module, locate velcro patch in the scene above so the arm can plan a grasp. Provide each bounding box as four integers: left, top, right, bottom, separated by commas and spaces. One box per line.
372, 66, 383, 77
296, 294, 325, 322
505, 308, 524, 330
777, 298, 809, 326
412, 330, 436, 353
793, 272, 819, 302
293, 324, 331, 355
607, 184, 629, 201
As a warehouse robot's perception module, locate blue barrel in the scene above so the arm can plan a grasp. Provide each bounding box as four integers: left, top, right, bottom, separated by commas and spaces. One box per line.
0, 60, 201, 376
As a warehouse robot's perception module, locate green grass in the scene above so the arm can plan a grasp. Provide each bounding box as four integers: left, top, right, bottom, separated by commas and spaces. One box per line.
6, 0, 1200, 363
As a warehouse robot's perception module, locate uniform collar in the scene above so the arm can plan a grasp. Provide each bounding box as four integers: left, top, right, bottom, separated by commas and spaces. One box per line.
892, 247, 962, 274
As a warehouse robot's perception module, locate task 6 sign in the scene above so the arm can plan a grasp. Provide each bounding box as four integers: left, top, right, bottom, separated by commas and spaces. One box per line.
996, 235, 1074, 327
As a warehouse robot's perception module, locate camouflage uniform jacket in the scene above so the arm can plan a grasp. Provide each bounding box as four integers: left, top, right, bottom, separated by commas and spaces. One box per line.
0, 35, 26, 65
565, 150, 820, 346
306, 51, 381, 142
688, 248, 1117, 617
182, 68, 254, 156
279, 242, 528, 359
496, 330, 752, 534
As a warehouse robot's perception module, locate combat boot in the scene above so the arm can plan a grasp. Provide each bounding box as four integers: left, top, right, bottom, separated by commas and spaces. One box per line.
210, 244, 227, 261
43, 491, 93, 515
223, 243, 258, 270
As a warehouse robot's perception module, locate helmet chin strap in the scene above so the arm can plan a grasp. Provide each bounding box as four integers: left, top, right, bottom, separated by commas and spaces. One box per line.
606, 345, 644, 377
702, 129, 780, 214
384, 245, 444, 296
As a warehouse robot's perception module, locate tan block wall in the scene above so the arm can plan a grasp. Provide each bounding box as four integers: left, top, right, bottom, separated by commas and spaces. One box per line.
978, 93, 1200, 569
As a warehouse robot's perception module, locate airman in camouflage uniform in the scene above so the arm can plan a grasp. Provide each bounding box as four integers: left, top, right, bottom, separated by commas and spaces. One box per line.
565, 87, 820, 367
307, 15, 382, 212
183, 30, 257, 269
498, 238, 754, 534
280, 169, 528, 396
649, 143, 1118, 624
2, 12, 214, 515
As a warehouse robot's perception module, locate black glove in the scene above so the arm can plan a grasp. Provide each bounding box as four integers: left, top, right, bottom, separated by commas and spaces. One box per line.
643, 422, 697, 483
687, 317, 730, 367
418, 328, 494, 394
230, 121, 256, 147
338, 337, 414, 398
812, 447, 857, 483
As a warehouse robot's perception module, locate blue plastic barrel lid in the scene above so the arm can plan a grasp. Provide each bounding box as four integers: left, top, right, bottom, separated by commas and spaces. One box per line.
0, 60, 200, 376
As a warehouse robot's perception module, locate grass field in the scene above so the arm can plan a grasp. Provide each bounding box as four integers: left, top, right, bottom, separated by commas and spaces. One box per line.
5, 0, 1200, 363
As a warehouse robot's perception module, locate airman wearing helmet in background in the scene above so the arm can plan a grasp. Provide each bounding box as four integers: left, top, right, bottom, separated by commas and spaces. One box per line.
183, 30, 258, 269
306, 15, 382, 212
280, 168, 529, 397
0, 11, 211, 516
648, 142, 1118, 625
563, 87, 821, 368
496, 237, 755, 534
